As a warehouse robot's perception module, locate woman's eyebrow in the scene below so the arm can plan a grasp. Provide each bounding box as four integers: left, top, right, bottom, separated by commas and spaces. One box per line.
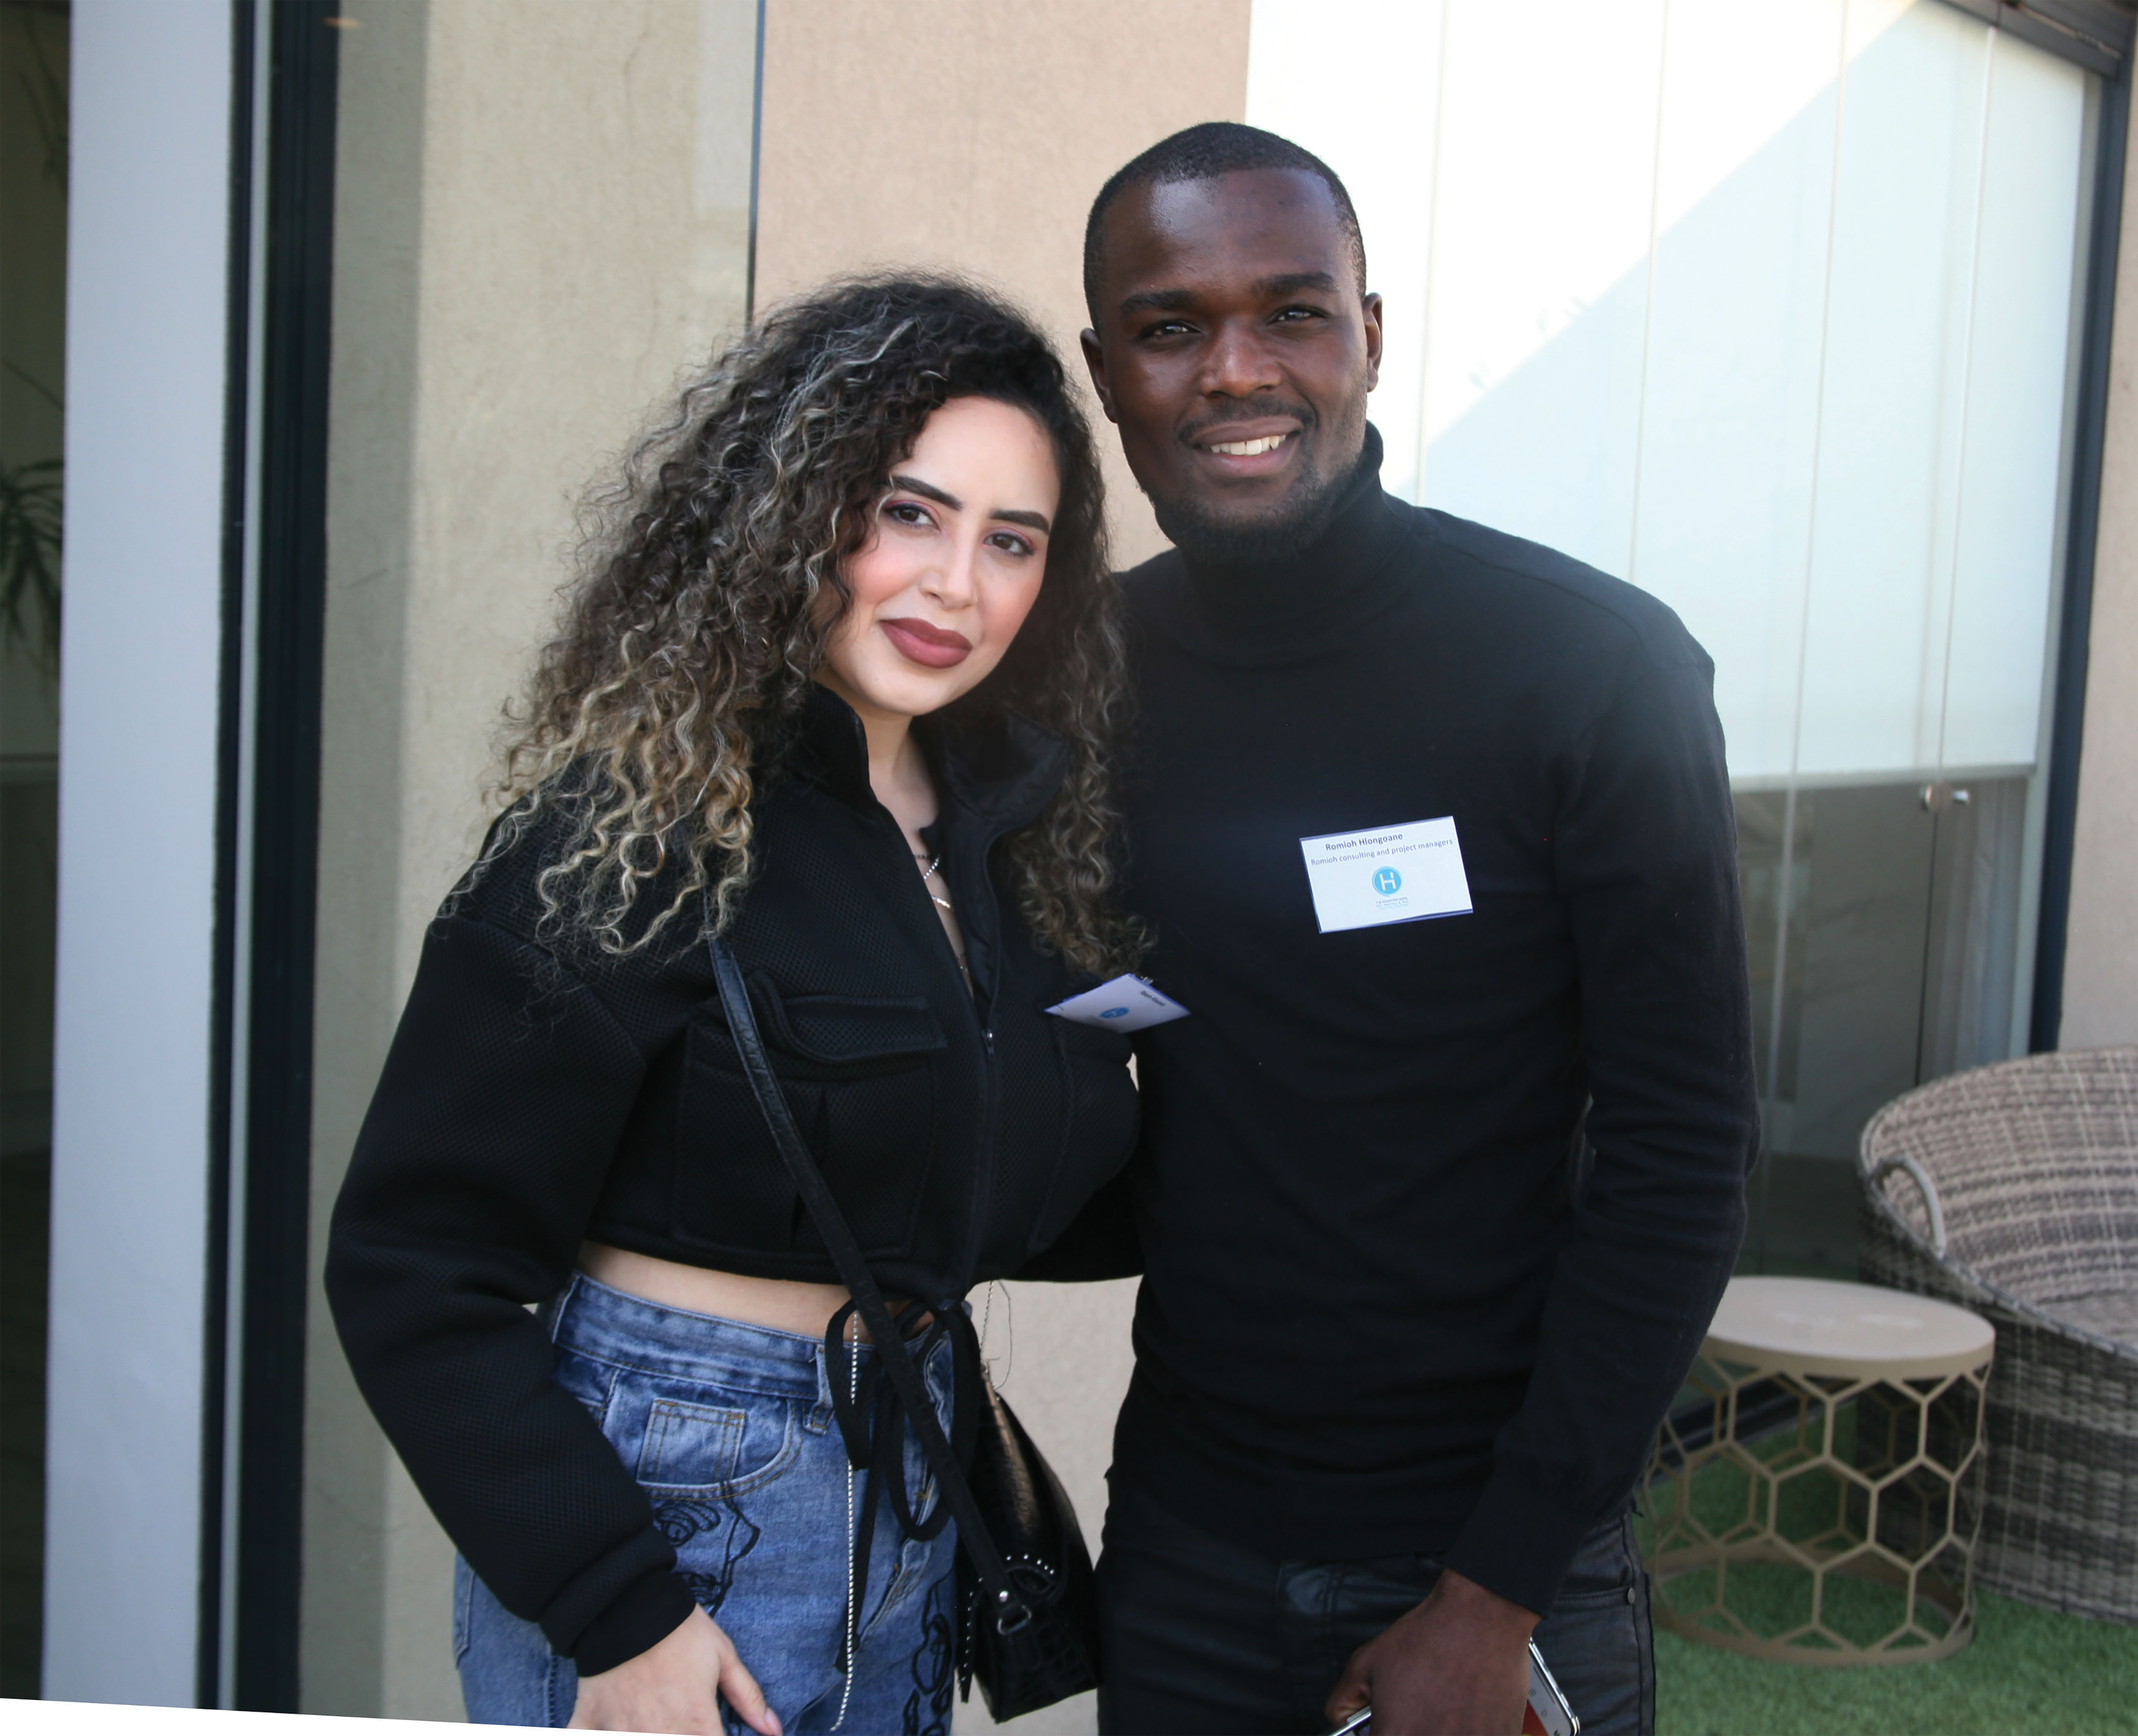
890, 472, 961, 510
890, 472, 1050, 534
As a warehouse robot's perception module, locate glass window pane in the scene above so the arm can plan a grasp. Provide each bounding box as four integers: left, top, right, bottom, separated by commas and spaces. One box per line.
1942, 33, 2088, 773
1634, 0, 1847, 781
1798, 0, 1990, 780
1411, 0, 1669, 575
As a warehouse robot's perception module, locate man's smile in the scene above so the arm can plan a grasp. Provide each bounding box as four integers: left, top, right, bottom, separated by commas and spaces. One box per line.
1187, 415, 1307, 479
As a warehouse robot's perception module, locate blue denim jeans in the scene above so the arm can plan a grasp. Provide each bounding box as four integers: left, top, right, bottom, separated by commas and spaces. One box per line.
454, 1273, 961, 1735
1095, 1471, 1654, 1736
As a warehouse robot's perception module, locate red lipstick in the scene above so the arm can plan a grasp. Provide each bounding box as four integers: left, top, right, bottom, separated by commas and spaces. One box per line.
881, 616, 973, 668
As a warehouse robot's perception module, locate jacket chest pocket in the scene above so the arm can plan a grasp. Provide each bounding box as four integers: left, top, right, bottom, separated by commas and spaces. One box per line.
671, 989, 948, 1261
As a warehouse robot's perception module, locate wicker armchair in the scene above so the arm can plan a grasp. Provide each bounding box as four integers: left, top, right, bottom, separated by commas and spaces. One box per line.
1857, 1047, 2137, 1625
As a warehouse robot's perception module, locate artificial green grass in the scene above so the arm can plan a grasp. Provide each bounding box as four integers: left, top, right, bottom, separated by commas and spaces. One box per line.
1656, 1588, 2138, 1736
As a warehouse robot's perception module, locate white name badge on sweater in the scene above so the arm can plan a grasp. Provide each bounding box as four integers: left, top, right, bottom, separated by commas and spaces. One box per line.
1046, 974, 1190, 1033
1300, 817, 1473, 933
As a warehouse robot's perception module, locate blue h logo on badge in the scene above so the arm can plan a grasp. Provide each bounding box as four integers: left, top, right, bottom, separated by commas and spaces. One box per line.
1101, 1006, 1129, 1019
1373, 867, 1403, 896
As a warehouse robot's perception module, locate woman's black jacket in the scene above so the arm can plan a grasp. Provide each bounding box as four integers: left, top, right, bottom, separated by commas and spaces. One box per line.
324, 687, 1140, 1676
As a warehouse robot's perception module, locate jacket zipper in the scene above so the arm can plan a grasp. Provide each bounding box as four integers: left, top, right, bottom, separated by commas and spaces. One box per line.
884, 807, 1005, 1296
946, 818, 1014, 1298
954, 825, 1009, 1298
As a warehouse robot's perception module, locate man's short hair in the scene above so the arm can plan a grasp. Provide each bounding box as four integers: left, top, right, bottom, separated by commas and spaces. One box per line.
1083, 122, 1368, 323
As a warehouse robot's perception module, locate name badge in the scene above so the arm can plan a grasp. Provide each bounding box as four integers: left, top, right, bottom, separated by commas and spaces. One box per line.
1046, 974, 1190, 1033
1299, 817, 1473, 933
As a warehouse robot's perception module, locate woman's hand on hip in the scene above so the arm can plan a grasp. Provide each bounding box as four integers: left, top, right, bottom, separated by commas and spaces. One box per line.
568, 1604, 781, 1735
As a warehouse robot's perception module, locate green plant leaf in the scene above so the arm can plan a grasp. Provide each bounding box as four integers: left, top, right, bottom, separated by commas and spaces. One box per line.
0, 455, 63, 667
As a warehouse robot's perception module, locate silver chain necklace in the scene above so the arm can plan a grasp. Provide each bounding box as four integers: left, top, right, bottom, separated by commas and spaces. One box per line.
915, 851, 970, 981
914, 851, 955, 914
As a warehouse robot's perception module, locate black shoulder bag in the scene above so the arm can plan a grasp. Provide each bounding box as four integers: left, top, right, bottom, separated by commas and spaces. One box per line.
709, 935, 1101, 1719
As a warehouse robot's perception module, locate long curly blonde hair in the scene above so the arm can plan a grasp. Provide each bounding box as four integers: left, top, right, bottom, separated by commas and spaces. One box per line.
482, 275, 1137, 972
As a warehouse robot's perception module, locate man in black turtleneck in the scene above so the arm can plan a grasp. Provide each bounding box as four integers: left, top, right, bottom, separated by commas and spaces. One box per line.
1058, 124, 1758, 1736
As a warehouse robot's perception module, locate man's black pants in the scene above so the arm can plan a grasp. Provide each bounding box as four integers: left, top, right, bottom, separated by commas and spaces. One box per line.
1095, 1474, 1655, 1736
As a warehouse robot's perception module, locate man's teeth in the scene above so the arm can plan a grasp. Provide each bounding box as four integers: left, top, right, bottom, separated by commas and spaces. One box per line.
1208, 434, 1287, 456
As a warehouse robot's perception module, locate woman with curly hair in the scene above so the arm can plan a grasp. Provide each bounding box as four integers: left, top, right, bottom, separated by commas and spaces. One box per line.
326, 278, 1141, 1736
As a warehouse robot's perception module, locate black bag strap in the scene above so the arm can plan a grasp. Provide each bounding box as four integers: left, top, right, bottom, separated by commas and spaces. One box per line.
709, 933, 1035, 1633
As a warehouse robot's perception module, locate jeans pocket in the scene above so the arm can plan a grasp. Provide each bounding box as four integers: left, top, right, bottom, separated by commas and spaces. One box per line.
1550, 1513, 1641, 1608
601, 1377, 809, 1623
632, 1390, 801, 1497
638, 1399, 749, 1487
590, 1353, 807, 1499
1535, 1519, 1652, 1736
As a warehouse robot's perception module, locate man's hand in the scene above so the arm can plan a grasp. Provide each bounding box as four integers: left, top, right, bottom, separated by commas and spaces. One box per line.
568, 1604, 780, 1735
1324, 1568, 1539, 1736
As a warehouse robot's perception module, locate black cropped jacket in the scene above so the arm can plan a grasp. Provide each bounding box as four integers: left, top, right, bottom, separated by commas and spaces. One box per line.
325, 688, 1139, 1675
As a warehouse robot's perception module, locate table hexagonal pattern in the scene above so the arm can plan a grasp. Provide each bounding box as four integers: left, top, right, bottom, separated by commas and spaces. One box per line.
1643, 1277, 1994, 1663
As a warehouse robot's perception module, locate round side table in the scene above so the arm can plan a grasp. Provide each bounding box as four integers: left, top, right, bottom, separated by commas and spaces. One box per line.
1644, 1275, 1994, 1663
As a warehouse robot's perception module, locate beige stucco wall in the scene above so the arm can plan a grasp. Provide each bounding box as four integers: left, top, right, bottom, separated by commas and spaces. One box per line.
2062, 96, 2138, 1051
307, 0, 758, 1716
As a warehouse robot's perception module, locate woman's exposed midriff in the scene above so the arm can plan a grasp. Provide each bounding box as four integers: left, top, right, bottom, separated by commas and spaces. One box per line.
577, 1241, 913, 1343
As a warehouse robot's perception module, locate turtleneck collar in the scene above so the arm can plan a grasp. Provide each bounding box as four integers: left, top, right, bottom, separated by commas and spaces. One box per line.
1170, 422, 1412, 646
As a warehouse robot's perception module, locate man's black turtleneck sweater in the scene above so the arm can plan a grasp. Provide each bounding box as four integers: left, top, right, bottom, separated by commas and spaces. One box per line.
1095, 427, 1758, 1616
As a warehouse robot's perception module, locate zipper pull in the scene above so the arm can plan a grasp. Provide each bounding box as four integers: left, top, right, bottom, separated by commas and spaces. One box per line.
982, 1028, 996, 1060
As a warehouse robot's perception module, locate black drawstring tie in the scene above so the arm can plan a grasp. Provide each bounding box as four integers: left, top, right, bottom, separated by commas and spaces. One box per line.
822, 1297, 986, 1672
